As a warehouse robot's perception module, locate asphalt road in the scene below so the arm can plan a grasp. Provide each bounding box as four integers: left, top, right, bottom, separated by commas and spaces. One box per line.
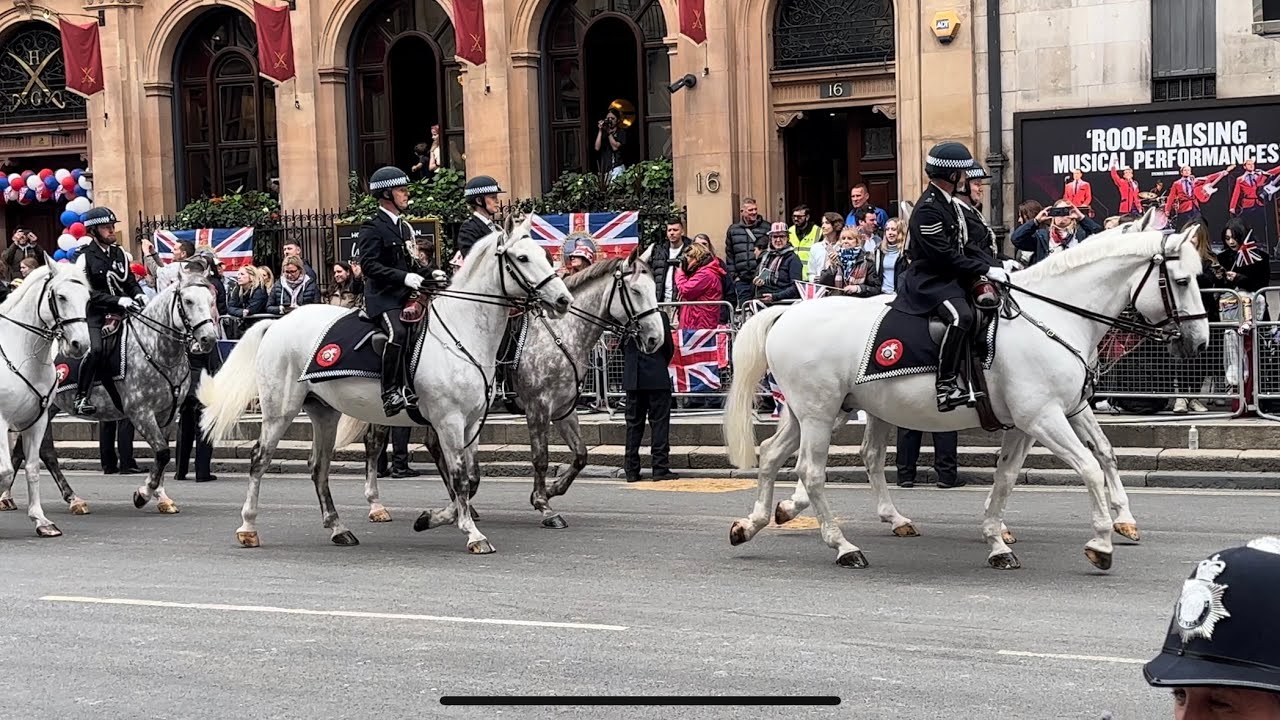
1, 472, 1273, 720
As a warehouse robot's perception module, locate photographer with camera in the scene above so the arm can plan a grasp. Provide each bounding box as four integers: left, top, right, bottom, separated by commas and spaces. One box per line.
595, 106, 628, 181
1011, 199, 1102, 266
3, 228, 48, 280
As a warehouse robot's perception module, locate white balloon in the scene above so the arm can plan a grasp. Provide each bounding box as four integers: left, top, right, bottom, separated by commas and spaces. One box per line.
78, 176, 91, 190
76, 237, 91, 247
58, 233, 76, 251
25, 175, 41, 192
66, 197, 92, 214
86, 189, 93, 202
55, 169, 70, 182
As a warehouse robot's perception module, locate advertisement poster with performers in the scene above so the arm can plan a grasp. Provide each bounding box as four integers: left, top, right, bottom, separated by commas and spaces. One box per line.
1014, 97, 1280, 276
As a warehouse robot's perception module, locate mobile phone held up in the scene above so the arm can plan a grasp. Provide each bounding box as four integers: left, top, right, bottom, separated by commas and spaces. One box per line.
1048, 206, 1073, 217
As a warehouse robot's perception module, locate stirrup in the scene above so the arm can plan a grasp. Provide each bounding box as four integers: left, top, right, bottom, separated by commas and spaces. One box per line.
73, 395, 97, 416
382, 390, 406, 417
402, 385, 419, 407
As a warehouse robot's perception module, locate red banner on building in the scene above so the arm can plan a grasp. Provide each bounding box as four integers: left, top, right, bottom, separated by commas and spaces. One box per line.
58, 18, 104, 98
453, 0, 487, 66
679, 0, 707, 44
253, 1, 296, 83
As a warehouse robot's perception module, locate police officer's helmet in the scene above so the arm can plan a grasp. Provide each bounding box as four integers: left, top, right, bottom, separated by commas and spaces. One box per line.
82, 206, 118, 241
369, 166, 410, 200
1144, 537, 1280, 695
925, 142, 975, 181
464, 175, 504, 207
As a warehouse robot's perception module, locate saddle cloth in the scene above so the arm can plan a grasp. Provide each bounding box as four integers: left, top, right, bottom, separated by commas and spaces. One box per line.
54, 326, 128, 394
298, 309, 428, 384
855, 305, 997, 385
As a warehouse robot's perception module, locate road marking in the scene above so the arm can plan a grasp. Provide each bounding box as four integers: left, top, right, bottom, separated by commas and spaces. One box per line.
40, 595, 628, 632
997, 649, 1146, 665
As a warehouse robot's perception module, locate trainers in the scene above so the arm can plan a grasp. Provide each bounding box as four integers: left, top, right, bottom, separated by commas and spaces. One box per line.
1173, 398, 1189, 414
1190, 399, 1209, 413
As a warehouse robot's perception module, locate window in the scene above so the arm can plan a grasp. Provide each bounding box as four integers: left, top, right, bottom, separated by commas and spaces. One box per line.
1151, 0, 1216, 102
0, 22, 87, 125
1263, 0, 1280, 21
772, 0, 895, 70
175, 9, 278, 201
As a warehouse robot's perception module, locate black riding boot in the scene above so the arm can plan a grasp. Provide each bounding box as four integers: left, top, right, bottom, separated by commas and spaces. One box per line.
935, 329, 968, 413
381, 343, 407, 417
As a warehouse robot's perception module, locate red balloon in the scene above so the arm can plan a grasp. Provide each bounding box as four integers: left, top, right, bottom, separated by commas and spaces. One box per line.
60, 176, 76, 191
69, 222, 86, 238
38, 168, 52, 179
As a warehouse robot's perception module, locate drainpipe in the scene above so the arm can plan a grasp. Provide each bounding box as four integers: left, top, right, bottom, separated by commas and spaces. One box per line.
985, 0, 1009, 253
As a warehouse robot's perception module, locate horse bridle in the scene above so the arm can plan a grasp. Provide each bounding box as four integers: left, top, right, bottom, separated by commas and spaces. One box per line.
126, 285, 218, 427
0, 272, 89, 431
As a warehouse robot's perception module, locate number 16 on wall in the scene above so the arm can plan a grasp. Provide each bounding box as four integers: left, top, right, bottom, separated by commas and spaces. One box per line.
695, 171, 721, 194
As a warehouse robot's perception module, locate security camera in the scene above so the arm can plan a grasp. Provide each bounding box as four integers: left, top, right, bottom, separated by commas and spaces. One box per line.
667, 73, 698, 94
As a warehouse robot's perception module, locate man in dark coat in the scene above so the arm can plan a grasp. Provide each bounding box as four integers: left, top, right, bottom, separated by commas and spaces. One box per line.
454, 175, 504, 262
355, 166, 429, 417
649, 218, 691, 302
622, 311, 678, 483
891, 142, 1007, 412
723, 197, 771, 306
74, 206, 146, 416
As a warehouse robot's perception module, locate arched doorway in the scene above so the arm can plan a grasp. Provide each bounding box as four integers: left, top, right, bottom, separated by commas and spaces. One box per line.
542, 0, 671, 186
349, 0, 463, 182
174, 8, 279, 202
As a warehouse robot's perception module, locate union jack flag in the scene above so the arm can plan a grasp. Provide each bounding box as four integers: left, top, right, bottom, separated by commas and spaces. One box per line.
795, 281, 829, 300
764, 371, 786, 419
153, 228, 255, 270
1237, 231, 1262, 267
529, 212, 639, 262
668, 329, 730, 393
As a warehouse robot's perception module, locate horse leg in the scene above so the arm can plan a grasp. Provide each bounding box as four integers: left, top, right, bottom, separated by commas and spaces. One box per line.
730, 408, 801, 545
236, 409, 296, 548
1069, 409, 1139, 542
528, 413, 554, 520
795, 416, 865, 568
17, 416, 60, 537
131, 414, 177, 514
36, 412, 88, 515
363, 425, 392, 523
863, 415, 917, 536
414, 425, 462, 532
776, 413, 853, 524
1024, 412, 1115, 570
0, 432, 19, 512
415, 421, 492, 552
305, 403, 356, 546
423, 425, 477, 521
982, 429, 1036, 569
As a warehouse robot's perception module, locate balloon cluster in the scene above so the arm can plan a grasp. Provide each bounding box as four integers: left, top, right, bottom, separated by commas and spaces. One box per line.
0, 168, 91, 205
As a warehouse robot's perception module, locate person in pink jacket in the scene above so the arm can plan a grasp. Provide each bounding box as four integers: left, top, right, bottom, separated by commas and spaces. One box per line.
673, 242, 725, 329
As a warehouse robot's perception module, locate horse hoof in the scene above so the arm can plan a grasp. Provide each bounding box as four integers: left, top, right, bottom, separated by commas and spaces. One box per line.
1113, 523, 1141, 542
1085, 547, 1113, 571
35, 523, 62, 538
0, 498, 16, 511
157, 500, 180, 515
836, 550, 869, 568
729, 520, 751, 546
773, 503, 796, 525
467, 539, 496, 554
132, 491, 149, 509
988, 552, 1021, 570
68, 499, 91, 515
1002, 530, 1017, 545
541, 515, 568, 530
331, 530, 360, 546
236, 531, 260, 548
892, 523, 920, 538
368, 508, 392, 523
413, 512, 432, 532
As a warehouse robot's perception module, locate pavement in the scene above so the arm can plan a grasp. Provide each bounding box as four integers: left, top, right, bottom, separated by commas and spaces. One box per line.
1, 472, 1274, 719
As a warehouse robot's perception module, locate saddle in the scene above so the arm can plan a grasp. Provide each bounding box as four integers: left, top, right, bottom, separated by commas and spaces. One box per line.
102, 313, 123, 338
299, 304, 431, 385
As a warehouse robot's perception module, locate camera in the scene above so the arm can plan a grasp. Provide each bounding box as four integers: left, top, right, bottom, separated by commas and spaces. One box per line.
1048, 206, 1073, 217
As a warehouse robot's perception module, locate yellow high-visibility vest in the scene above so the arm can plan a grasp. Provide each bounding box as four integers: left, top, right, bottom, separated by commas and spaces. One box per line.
789, 224, 822, 279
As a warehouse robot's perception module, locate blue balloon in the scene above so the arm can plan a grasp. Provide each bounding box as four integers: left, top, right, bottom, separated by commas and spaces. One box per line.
74, 185, 87, 197
53, 249, 65, 261
43, 176, 57, 191
71, 169, 82, 180
21, 188, 35, 200
0, 176, 8, 192
60, 210, 79, 227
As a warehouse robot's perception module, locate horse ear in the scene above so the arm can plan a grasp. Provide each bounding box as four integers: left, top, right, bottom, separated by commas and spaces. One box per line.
898, 200, 914, 223
638, 243, 653, 266
1134, 206, 1154, 230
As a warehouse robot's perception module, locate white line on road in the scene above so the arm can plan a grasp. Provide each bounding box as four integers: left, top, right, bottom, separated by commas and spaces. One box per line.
997, 649, 1146, 665
40, 595, 628, 632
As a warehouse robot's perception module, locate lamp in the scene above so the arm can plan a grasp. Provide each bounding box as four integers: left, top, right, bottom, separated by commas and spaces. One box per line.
667, 73, 698, 95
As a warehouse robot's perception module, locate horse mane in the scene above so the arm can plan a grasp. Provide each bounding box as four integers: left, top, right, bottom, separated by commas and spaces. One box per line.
0, 264, 85, 315
564, 257, 625, 289
1013, 228, 1181, 283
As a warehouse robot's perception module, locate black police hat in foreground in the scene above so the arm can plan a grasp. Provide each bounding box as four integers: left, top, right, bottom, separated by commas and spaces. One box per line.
1145, 537, 1280, 692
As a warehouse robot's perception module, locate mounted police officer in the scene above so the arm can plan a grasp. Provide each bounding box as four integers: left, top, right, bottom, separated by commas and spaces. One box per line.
74, 206, 146, 416
355, 166, 431, 417
891, 142, 1008, 413
454, 175, 503, 261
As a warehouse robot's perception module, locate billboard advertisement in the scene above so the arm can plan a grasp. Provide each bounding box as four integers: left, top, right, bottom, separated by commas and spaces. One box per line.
1014, 97, 1280, 271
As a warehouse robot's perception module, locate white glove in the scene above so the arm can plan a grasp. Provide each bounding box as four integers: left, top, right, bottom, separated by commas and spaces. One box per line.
430, 269, 448, 283
404, 273, 425, 290
134, 295, 147, 309
117, 297, 134, 310
986, 267, 1010, 284
1001, 258, 1023, 273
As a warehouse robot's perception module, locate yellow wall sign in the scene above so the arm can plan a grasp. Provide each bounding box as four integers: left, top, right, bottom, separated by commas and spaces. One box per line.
931, 11, 961, 44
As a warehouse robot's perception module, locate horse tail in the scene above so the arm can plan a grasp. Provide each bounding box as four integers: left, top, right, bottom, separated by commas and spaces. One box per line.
334, 415, 369, 450
723, 304, 790, 469
198, 320, 274, 443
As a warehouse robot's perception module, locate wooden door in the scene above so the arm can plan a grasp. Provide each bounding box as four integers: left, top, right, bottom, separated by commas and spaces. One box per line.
846, 107, 898, 219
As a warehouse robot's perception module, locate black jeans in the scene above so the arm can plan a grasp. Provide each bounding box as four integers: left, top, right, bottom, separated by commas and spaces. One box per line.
77, 316, 106, 394
176, 395, 213, 479
623, 390, 672, 476
99, 420, 137, 472
377, 427, 412, 473
896, 428, 958, 485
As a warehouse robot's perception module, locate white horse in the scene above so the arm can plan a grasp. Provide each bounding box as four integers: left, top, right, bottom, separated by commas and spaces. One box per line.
199, 219, 574, 553
723, 213, 1209, 570
0, 261, 92, 536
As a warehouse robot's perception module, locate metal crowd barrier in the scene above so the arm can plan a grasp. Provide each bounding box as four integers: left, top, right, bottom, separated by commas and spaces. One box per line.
1251, 287, 1280, 421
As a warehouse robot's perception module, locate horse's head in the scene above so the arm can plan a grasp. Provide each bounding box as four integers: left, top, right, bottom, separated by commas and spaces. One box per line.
1130, 225, 1210, 359
497, 215, 574, 316
615, 245, 664, 354
44, 258, 92, 359
172, 274, 220, 354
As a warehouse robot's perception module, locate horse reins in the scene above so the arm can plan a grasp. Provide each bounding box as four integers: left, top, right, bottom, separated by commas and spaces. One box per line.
0, 273, 89, 432
124, 287, 217, 428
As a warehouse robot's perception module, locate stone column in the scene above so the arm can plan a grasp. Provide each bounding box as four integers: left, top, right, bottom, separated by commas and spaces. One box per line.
273, 0, 322, 210
506, 51, 540, 197
458, 0, 512, 188
139, 81, 176, 216
315, 67, 350, 208
916, 0, 979, 191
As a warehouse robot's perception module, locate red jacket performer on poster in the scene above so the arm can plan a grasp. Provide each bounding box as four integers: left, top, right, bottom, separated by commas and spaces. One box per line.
1230, 159, 1280, 215
1062, 169, 1092, 213
1164, 164, 1235, 220
1110, 165, 1142, 215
